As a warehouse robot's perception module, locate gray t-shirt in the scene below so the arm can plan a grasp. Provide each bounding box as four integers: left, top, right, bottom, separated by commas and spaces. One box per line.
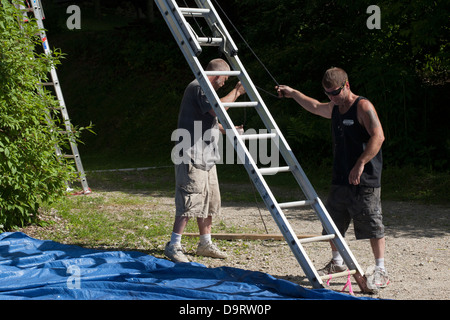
174, 79, 220, 171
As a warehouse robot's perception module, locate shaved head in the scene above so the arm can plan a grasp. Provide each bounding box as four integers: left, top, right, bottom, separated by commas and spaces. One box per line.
206, 58, 230, 72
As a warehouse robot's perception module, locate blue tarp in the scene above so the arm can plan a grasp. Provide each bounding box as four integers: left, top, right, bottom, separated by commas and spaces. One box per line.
0, 232, 366, 300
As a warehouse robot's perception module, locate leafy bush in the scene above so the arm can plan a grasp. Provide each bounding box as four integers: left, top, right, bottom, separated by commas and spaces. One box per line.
0, 1, 79, 230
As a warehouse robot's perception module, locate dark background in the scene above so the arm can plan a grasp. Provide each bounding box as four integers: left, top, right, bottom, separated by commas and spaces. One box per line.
41, 0, 449, 176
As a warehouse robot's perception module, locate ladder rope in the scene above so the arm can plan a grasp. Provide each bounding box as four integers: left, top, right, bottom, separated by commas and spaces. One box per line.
182, 0, 207, 37
211, 0, 282, 98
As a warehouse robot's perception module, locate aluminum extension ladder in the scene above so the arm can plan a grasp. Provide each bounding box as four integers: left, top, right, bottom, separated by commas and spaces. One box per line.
155, 0, 369, 292
21, 0, 90, 194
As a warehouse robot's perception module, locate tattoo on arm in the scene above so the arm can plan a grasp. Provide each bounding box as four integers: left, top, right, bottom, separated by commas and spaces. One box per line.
367, 109, 380, 129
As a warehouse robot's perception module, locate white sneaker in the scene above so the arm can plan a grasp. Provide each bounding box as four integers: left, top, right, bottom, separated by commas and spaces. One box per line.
196, 242, 228, 259
366, 265, 390, 292
164, 242, 190, 263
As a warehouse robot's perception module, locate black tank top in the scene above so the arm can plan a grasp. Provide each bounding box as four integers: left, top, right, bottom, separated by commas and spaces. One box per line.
331, 96, 382, 187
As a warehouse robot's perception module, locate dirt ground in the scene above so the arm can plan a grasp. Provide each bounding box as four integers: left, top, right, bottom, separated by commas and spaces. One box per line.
20, 189, 449, 301
163, 197, 450, 300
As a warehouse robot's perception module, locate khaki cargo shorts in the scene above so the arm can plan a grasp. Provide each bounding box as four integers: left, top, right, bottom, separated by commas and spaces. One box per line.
174, 163, 221, 218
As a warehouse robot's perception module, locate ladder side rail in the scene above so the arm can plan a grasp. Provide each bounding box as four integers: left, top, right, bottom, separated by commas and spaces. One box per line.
31, 3, 73, 137
195, 70, 322, 286
237, 147, 325, 288
48, 69, 73, 131
229, 47, 368, 286
214, 107, 325, 287
229, 46, 368, 287
156, 0, 325, 288
156, 0, 368, 291
193, 0, 239, 56
226, 54, 319, 199
228, 55, 368, 288
155, 0, 206, 72
166, 0, 203, 56
199, 0, 323, 201
30, 2, 90, 193
232, 62, 369, 288
194, 0, 311, 195
230, 56, 368, 286
155, 1, 238, 136
312, 198, 368, 289
213, 104, 325, 286
222, 55, 330, 288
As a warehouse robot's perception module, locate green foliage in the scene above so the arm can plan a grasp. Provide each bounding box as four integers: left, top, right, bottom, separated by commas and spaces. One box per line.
0, 1, 79, 230
48, 18, 191, 165
229, 0, 449, 169
40, 1, 448, 172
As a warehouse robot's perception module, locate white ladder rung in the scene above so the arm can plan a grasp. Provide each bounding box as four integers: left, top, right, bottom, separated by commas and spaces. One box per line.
320, 269, 357, 281
179, 7, 210, 16
278, 199, 315, 209
298, 234, 335, 244
197, 36, 222, 46
240, 132, 276, 141
39, 82, 54, 86
259, 166, 290, 175
204, 71, 241, 76
222, 101, 258, 108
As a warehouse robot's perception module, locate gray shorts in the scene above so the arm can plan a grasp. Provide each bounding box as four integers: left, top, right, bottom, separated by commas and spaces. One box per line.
323, 185, 385, 240
175, 163, 221, 219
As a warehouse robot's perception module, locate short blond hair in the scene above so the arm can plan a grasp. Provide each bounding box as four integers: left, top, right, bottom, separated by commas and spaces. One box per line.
322, 67, 348, 88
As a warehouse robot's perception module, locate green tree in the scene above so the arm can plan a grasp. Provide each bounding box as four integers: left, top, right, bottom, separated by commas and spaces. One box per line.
0, 1, 79, 229
230, 0, 449, 169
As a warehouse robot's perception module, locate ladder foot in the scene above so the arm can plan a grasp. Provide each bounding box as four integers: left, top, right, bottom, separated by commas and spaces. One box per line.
70, 188, 92, 196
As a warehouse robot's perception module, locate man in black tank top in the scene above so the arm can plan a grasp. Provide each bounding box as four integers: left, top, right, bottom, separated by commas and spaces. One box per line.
277, 68, 389, 291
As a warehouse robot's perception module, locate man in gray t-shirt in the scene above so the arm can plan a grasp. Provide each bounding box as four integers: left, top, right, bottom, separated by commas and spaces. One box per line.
165, 58, 245, 263
175, 78, 220, 170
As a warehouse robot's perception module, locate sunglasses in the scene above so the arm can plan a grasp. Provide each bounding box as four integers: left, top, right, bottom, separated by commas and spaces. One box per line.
324, 80, 347, 96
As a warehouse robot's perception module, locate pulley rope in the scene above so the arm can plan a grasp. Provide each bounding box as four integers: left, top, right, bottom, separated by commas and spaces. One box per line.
209, 1, 287, 233
183, 0, 282, 233
211, 0, 281, 99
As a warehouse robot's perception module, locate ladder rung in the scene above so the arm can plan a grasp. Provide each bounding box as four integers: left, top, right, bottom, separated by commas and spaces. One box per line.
298, 234, 335, 244
63, 154, 76, 159
179, 7, 210, 16
278, 199, 315, 209
197, 37, 222, 46
40, 82, 54, 86
240, 133, 276, 141
222, 101, 258, 108
204, 71, 241, 76
59, 131, 75, 134
320, 269, 357, 281
259, 166, 290, 175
